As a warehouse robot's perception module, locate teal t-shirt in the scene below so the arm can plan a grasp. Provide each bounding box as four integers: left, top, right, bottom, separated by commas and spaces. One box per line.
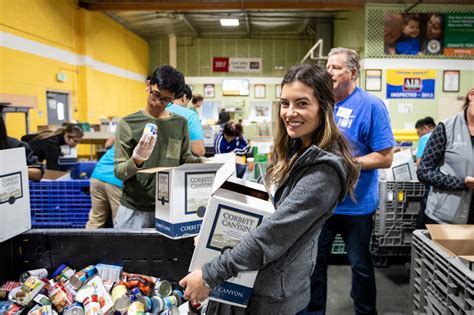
167, 104, 204, 141
416, 132, 431, 159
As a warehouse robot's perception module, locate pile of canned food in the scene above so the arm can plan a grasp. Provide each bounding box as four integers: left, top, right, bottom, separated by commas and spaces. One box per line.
0, 264, 186, 315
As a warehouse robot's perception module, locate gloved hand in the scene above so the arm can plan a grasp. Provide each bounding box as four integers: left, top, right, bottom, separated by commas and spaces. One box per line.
132, 133, 157, 163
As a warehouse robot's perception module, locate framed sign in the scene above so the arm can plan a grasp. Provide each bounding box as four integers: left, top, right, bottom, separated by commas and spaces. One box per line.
443, 70, 460, 92
254, 84, 265, 98
365, 69, 382, 91
275, 85, 282, 98
204, 84, 215, 98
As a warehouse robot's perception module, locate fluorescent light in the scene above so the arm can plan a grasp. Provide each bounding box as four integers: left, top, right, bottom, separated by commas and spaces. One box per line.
220, 18, 239, 26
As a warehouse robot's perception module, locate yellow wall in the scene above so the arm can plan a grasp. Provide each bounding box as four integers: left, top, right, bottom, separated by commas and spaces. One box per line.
0, 0, 149, 143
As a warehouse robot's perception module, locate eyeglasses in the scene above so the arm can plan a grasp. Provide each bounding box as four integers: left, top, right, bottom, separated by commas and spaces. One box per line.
149, 88, 174, 105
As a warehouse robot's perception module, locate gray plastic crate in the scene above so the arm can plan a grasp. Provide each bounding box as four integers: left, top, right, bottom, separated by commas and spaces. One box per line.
409, 230, 474, 314
371, 181, 426, 265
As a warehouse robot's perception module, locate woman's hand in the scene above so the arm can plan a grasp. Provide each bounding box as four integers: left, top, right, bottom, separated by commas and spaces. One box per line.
179, 270, 211, 303
465, 176, 474, 189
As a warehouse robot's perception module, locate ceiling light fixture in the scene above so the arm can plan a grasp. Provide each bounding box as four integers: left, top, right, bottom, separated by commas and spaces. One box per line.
220, 18, 239, 27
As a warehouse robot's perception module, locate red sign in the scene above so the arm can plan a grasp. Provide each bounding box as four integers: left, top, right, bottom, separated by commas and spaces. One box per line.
212, 57, 229, 72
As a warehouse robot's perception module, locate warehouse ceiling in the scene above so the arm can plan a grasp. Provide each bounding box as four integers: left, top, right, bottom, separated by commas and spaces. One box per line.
78, 0, 471, 40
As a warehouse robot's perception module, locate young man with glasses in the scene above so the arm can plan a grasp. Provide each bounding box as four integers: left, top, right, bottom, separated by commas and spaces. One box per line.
114, 65, 204, 229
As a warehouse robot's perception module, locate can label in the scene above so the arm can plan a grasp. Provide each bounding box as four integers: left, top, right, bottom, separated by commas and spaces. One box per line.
13, 276, 45, 306
48, 282, 74, 313
127, 301, 144, 315
143, 123, 157, 136
84, 295, 102, 315
161, 296, 177, 310
20, 268, 48, 282
69, 266, 97, 290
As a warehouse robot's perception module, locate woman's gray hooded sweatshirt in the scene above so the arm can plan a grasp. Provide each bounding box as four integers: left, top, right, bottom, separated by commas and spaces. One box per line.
203, 145, 349, 314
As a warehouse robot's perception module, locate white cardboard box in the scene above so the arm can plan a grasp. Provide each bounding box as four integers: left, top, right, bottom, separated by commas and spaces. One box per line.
139, 154, 235, 239
189, 165, 275, 307
382, 149, 416, 181
0, 148, 31, 242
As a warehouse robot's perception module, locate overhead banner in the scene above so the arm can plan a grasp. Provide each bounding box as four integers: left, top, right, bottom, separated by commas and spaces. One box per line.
212, 57, 262, 73
383, 12, 473, 56
386, 69, 436, 99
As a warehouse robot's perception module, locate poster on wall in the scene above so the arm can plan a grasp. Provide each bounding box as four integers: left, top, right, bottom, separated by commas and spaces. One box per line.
383, 12, 473, 56
248, 101, 272, 123
386, 69, 436, 99
444, 13, 474, 56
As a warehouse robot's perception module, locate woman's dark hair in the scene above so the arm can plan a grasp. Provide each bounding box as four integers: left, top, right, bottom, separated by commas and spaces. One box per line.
149, 65, 185, 97
266, 63, 359, 199
0, 115, 9, 150
31, 124, 84, 142
192, 94, 204, 104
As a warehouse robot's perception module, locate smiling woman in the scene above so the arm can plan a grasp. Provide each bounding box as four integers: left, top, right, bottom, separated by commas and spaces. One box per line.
179, 64, 359, 314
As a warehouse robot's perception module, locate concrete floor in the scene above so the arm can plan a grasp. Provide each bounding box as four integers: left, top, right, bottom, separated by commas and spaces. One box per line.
326, 264, 411, 315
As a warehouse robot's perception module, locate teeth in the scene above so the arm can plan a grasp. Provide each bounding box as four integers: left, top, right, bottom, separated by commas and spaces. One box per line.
288, 121, 303, 127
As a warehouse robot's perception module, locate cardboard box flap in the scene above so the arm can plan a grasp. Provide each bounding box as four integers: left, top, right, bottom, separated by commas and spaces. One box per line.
220, 177, 269, 201
211, 156, 238, 195
427, 224, 474, 261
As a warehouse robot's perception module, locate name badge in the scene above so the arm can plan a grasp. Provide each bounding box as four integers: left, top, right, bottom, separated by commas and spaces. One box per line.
336, 107, 352, 119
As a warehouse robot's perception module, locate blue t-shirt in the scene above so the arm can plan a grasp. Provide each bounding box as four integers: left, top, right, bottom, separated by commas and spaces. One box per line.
91, 145, 123, 188
214, 132, 249, 156
416, 132, 431, 159
395, 35, 420, 55
167, 104, 204, 141
334, 87, 395, 215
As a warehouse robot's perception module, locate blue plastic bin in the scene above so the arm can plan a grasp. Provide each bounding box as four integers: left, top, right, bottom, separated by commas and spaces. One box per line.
29, 180, 91, 228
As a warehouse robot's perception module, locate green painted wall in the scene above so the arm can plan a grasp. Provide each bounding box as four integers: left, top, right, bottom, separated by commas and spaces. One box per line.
333, 9, 366, 56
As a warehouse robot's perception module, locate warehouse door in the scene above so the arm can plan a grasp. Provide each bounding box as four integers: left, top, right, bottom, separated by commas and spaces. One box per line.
46, 91, 70, 126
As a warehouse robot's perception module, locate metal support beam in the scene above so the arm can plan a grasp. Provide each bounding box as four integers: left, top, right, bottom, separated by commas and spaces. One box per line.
180, 14, 200, 37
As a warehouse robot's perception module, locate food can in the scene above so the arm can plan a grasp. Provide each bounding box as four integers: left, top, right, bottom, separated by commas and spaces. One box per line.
150, 296, 163, 313
27, 304, 53, 315
171, 290, 184, 306
62, 302, 84, 315
152, 280, 172, 298
111, 284, 129, 313
47, 281, 74, 313
51, 265, 75, 283
143, 123, 157, 136
69, 266, 97, 290
0, 281, 20, 300
127, 301, 144, 315
12, 276, 45, 306
19, 269, 48, 283
161, 296, 177, 310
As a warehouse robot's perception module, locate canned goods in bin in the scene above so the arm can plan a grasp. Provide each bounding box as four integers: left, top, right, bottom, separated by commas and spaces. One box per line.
111, 284, 129, 313
153, 280, 172, 297
13, 276, 45, 306
69, 266, 97, 290
47, 280, 74, 313
63, 302, 84, 315
171, 290, 184, 305
74, 285, 94, 303
29, 304, 54, 315
52, 265, 75, 283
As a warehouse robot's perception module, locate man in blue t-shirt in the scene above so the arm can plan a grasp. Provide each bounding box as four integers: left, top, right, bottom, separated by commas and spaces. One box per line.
415, 116, 435, 167
308, 48, 395, 315
167, 84, 205, 156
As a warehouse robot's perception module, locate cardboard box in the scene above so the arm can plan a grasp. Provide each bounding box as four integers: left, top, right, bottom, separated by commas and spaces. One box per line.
139, 154, 235, 239
0, 148, 31, 242
427, 224, 474, 263
382, 149, 416, 181
189, 164, 275, 308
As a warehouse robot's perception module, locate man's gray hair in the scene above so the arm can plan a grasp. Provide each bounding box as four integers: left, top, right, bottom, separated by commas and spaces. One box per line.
328, 47, 360, 80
